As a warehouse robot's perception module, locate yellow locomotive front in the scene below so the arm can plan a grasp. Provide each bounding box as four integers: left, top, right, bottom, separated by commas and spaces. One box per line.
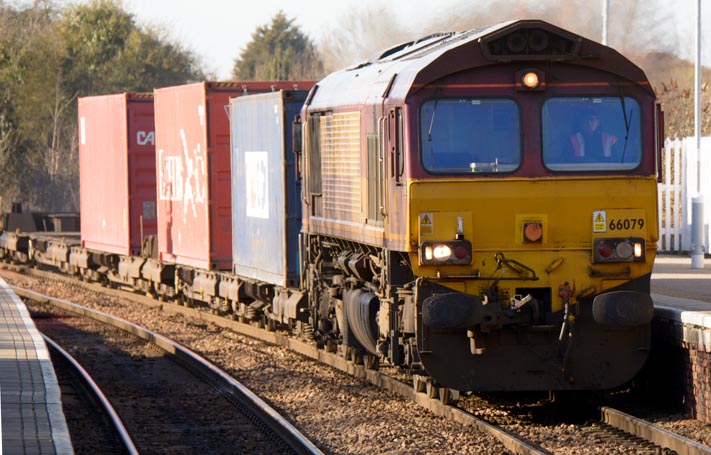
301, 20, 660, 392
407, 30, 659, 391
411, 172, 658, 391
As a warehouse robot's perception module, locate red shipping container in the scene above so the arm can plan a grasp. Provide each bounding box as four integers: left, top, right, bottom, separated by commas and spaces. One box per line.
78, 93, 156, 256
154, 81, 311, 270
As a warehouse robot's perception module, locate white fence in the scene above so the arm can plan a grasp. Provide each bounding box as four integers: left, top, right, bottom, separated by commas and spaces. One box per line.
658, 137, 711, 253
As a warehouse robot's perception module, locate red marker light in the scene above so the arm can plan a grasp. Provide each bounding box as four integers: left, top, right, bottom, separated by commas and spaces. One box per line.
454, 245, 469, 260
598, 242, 613, 258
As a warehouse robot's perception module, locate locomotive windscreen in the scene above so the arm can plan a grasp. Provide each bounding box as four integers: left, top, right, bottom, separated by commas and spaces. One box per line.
420, 98, 521, 174
542, 96, 642, 171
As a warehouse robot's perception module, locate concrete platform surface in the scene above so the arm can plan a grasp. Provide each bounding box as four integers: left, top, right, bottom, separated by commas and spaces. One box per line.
0, 277, 73, 454
652, 254, 711, 304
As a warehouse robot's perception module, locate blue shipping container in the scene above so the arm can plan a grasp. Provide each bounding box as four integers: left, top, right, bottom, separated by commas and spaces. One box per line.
230, 90, 307, 288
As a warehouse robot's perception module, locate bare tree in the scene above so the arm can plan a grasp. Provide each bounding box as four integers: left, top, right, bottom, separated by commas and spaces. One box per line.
318, 4, 412, 72
318, 0, 688, 70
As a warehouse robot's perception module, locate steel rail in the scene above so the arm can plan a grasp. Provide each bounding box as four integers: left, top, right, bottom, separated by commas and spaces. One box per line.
13, 271, 548, 454
16, 286, 324, 455
601, 406, 711, 455
42, 334, 140, 455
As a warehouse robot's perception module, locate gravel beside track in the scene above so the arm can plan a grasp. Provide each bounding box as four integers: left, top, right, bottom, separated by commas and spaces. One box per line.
3, 270, 506, 454
32, 303, 296, 455
4, 267, 711, 454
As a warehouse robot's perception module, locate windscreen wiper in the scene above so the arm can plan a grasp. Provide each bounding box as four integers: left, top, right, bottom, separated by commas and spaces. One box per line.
427, 93, 440, 142
618, 88, 632, 164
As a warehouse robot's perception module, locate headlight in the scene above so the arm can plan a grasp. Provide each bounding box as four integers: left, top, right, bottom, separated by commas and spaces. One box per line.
420, 240, 472, 265
593, 238, 645, 263
433, 245, 452, 260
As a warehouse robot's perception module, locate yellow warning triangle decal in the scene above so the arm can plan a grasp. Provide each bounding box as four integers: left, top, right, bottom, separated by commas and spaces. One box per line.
595, 214, 604, 223
421, 214, 432, 225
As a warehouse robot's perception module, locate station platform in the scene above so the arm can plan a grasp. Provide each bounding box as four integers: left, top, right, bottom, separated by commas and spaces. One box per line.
652, 254, 711, 303
650, 254, 711, 422
0, 277, 73, 454
652, 254, 711, 349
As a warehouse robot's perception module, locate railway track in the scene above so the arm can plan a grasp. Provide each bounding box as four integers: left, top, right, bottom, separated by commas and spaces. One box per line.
474, 396, 711, 454
23, 285, 322, 455
10, 268, 547, 454
6, 265, 711, 454
43, 334, 139, 455
600, 407, 711, 455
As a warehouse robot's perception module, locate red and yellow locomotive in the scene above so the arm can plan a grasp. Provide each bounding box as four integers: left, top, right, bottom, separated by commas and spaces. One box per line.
300, 20, 660, 392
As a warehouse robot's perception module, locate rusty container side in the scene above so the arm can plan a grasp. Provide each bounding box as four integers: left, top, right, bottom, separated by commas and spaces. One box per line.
155, 81, 315, 271
230, 90, 308, 288
78, 93, 155, 256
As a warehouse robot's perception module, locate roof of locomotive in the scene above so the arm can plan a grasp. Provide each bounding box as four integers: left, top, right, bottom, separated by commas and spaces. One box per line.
306, 19, 652, 111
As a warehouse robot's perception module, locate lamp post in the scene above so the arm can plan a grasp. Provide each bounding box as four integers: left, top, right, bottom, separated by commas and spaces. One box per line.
691, 0, 705, 269
601, 0, 609, 46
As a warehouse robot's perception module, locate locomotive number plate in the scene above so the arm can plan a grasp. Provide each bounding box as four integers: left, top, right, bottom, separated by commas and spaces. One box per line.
593, 209, 646, 234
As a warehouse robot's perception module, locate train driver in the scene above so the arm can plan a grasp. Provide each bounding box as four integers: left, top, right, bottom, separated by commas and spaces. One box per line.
569, 109, 618, 162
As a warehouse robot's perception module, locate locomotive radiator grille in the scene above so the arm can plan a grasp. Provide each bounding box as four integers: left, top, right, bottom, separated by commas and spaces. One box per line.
320, 112, 362, 219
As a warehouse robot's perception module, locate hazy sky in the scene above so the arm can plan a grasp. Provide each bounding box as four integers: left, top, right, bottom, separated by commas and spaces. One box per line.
119, 0, 445, 78
123, 0, 708, 79
11, 0, 710, 79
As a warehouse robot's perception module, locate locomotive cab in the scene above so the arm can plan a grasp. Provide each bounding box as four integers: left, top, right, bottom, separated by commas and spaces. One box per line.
301, 20, 660, 392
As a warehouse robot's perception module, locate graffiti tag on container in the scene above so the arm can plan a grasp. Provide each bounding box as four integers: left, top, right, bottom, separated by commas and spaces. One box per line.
158, 128, 207, 222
